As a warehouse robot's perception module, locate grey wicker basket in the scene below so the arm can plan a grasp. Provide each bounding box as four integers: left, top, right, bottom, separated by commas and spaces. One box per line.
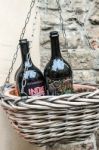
0, 83, 99, 146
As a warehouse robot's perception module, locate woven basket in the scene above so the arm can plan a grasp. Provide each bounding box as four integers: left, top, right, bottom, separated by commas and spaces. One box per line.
1, 83, 99, 146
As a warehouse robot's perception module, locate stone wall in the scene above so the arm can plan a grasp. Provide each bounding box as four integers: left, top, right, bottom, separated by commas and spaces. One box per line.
39, 1, 99, 149
41, 49, 99, 83
39, 0, 99, 83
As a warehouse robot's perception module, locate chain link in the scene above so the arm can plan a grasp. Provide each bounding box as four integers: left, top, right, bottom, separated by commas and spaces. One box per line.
56, 0, 72, 66
21, 50, 33, 95
75, 0, 95, 50
56, 0, 68, 49
20, 1, 39, 95
56, 0, 95, 66
20, 0, 36, 40
44, 0, 48, 25
4, 0, 36, 87
4, 44, 20, 85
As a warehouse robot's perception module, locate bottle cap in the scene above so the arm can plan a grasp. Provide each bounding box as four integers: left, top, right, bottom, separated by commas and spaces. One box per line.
50, 31, 59, 37
19, 39, 29, 47
19, 39, 28, 44
19, 39, 30, 52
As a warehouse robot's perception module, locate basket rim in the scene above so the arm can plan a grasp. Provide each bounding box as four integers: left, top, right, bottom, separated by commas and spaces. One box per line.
1, 83, 99, 113
4, 83, 98, 98
4, 83, 98, 99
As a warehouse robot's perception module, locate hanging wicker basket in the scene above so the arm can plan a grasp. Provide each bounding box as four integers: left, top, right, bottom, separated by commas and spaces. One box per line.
0, 83, 99, 146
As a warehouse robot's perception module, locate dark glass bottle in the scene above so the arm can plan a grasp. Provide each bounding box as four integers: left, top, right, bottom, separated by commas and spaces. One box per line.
44, 31, 73, 95
14, 65, 21, 81
15, 39, 46, 96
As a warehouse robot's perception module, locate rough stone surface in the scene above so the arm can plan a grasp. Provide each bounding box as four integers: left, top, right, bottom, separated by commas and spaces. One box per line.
39, 0, 99, 149
39, 0, 99, 51
41, 49, 99, 83
46, 142, 95, 150
39, 0, 99, 82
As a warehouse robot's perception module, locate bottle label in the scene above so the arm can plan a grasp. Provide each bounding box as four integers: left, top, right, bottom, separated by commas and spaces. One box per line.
47, 77, 73, 95
23, 80, 45, 96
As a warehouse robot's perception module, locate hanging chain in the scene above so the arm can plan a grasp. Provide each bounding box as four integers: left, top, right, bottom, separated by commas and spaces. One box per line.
75, 0, 95, 50
55, 0, 95, 67
4, 44, 20, 85
44, 0, 48, 25
56, 0, 95, 51
56, 0, 72, 66
4, 0, 36, 87
21, 1, 39, 95
83, 1, 95, 50
21, 53, 32, 95
56, 0, 68, 49
20, 0, 36, 40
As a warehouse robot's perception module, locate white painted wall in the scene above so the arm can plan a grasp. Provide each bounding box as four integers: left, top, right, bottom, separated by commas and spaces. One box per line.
0, 0, 43, 150
0, 0, 40, 85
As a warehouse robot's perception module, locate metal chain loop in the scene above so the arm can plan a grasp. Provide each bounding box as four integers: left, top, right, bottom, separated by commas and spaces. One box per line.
4, 0, 36, 87
56, 0, 72, 66
21, 51, 33, 95
55, 0, 95, 66
75, 0, 95, 50
4, 44, 20, 85
20, 0, 36, 40
44, 0, 48, 26
56, 0, 68, 49
21, 1, 39, 94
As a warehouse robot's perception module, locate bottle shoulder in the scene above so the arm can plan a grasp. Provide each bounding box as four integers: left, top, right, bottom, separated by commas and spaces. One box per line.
44, 57, 72, 78
16, 64, 44, 80
44, 57, 72, 71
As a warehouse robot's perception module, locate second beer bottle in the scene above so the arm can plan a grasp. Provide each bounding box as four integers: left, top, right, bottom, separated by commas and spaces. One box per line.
15, 39, 46, 96
44, 31, 73, 95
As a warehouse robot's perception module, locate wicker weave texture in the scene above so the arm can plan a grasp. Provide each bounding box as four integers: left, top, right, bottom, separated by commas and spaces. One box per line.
1, 84, 99, 146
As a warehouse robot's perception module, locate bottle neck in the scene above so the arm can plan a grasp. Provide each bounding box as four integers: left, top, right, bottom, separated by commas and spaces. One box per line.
51, 36, 61, 59
21, 52, 33, 67
20, 41, 32, 66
